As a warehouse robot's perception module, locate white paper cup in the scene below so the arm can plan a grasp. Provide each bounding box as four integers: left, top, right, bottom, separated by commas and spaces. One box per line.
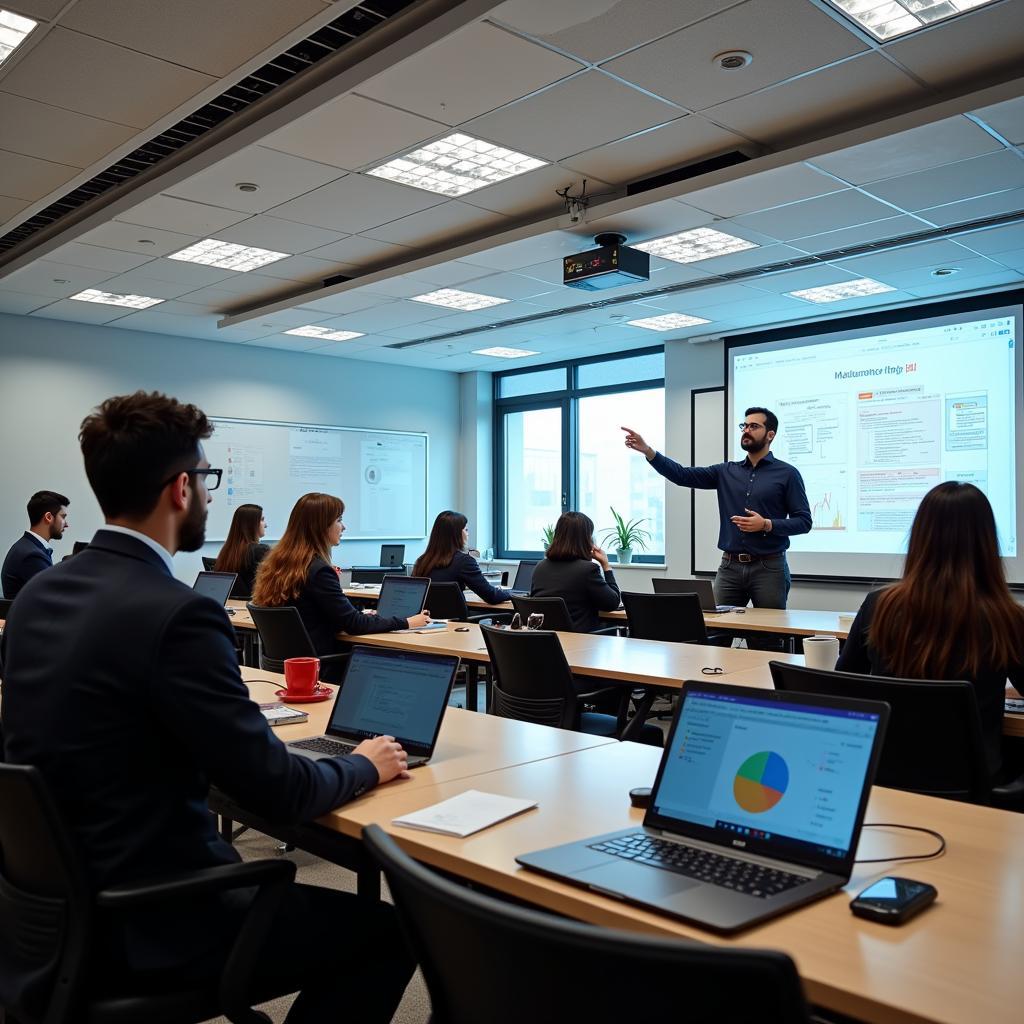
837, 613, 856, 631
803, 634, 840, 670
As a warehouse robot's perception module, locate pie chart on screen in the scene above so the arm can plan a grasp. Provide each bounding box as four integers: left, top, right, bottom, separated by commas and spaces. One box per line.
733, 751, 789, 813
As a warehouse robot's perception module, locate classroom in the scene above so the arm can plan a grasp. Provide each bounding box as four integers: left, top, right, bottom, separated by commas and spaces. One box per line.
1, 1, 1023, 1022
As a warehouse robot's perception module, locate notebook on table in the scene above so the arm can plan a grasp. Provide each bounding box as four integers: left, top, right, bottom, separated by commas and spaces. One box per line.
508, 560, 538, 597
287, 647, 459, 768
376, 574, 430, 620
517, 681, 888, 934
652, 577, 736, 613
193, 570, 237, 606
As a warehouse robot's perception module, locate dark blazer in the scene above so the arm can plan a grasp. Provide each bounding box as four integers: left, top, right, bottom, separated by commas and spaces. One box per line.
530, 557, 620, 633
227, 541, 270, 598
1, 532, 52, 599
1, 530, 379, 969
291, 556, 408, 657
422, 550, 511, 604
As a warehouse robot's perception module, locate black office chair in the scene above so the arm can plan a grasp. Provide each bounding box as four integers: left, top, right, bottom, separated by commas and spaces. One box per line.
510, 595, 620, 635
0, 762, 296, 1024
621, 592, 729, 646
202, 556, 217, 571
246, 604, 349, 680
0, 597, 12, 620
426, 582, 511, 625
362, 823, 812, 1024
770, 662, 1024, 807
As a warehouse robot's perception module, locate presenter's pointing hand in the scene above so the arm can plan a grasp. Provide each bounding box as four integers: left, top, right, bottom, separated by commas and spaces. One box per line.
730, 508, 767, 533
621, 426, 655, 460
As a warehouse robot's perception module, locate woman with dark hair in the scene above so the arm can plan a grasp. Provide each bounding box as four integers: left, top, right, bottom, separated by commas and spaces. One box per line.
252, 493, 429, 677
213, 503, 269, 598
531, 511, 621, 632
412, 510, 511, 604
837, 481, 1024, 779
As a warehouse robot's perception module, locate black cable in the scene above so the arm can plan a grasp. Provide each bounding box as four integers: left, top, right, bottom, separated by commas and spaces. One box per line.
855, 822, 946, 863
245, 678, 285, 688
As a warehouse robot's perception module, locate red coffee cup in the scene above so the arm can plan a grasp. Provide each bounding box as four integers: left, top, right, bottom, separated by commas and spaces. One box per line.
283, 656, 320, 696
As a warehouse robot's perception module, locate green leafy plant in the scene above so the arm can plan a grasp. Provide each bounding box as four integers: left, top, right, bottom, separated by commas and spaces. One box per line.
542, 523, 555, 548
600, 507, 652, 553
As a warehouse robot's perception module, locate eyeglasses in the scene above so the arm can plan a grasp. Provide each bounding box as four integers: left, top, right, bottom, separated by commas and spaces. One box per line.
738, 422, 767, 432
163, 467, 223, 491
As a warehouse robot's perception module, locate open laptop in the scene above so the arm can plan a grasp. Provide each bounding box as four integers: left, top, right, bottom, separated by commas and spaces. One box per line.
517, 681, 888, 934
286, 647, 459, 767
653, 577, 736, 613
193, 570, 237, 606
508, 560, 538, 597
380, 543, 405, 568
376, 574, 430, 620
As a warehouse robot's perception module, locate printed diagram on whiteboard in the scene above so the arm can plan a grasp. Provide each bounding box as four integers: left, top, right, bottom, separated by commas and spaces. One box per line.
224, 446, 264, 504
361, 436, 417, 537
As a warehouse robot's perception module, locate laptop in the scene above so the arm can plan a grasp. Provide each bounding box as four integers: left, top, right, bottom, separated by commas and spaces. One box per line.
508, 560, 538, 597
286, 647, 459, 767
193, 570, 237, 606
517, 681, 888, 934
376, 574, 430, 620
653, 577, 736, 613
380, 543, 406, 568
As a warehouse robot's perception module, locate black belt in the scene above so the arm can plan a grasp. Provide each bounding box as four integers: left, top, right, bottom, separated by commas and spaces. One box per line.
721, 552, 783, 563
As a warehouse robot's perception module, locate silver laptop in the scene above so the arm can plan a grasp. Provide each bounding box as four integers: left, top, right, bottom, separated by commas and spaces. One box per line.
287, 647, 459, 767
376, 574, 430, 619
509, 560, 538, 597
517, 681, 888, 934
193, 570, 237, 605
653, 577, 736, 613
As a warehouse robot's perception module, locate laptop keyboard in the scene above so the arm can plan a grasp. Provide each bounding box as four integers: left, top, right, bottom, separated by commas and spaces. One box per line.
291, 737, 357, 757
589, 833, 807, 898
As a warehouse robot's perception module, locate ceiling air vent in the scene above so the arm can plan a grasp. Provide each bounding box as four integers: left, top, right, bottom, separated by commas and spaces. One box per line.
625, 148, 762, 198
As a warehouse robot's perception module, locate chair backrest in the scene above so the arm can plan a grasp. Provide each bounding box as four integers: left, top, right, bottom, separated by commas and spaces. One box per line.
426, 582, 471, 621
652, 577, 701, 594
510, 595, 574, 632
621, 591, 707, 644
480, 625, 579, 730
351, 567, 407, 584
0, 597, 12, 620
201, 555, 217, 571
770, 662, 991, 803
363, 823, 811, 1024
246, 604, 317, 668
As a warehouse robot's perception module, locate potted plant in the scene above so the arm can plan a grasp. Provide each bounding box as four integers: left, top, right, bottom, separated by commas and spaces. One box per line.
542, 523, 555, 550
600, 507, 652, 565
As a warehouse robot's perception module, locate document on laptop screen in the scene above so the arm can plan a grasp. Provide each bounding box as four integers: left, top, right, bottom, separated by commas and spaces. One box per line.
377, 579, 426, 619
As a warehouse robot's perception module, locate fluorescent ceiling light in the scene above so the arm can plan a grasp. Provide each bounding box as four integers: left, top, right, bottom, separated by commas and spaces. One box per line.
0, 9, 37, 66
824, 0, 996, 41
284, 325, 365, 342
411, 288, 510, 311
472, 346, 538, 359
167, 238, 289, 271
627, 312, 711, 332
70, 289, 164, 309
633, 227, 758, 265
367, 133, 547, 197
788, 278, 896, 303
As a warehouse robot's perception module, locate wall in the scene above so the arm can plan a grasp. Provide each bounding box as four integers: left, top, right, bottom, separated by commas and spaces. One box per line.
0, 313, 461, 582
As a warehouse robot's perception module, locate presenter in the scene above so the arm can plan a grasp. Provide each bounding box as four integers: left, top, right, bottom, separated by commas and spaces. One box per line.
622, 407, 811, 610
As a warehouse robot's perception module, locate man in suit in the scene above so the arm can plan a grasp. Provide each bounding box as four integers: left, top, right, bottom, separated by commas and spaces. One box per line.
1, 489, 70, 598
2, 391, 415, 1022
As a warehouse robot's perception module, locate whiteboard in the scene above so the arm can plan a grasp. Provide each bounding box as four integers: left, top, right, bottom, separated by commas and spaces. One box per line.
204, 417, 428, 542
691, 388, 725, 575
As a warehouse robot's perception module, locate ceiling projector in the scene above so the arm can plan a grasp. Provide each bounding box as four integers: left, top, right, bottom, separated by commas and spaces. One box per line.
563, 232, 650, 292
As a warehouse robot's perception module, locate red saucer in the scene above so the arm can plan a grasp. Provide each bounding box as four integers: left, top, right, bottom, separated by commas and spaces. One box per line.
275, 685, 333, 704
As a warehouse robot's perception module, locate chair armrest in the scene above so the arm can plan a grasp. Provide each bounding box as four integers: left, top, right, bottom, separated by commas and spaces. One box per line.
703, 633, 733, 647
96, 858, 295, 909
991, 772, 1024, 806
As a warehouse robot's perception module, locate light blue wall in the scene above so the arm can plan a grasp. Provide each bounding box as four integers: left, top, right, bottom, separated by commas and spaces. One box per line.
0, 313, 461, 582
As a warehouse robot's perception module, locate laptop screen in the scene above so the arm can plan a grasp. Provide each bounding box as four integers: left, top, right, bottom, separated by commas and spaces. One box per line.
193, 571, 236, 605
512, 560, 537, 591
649, 686, 883, 871
327, 647, 457, 753
376, 575, 429, 619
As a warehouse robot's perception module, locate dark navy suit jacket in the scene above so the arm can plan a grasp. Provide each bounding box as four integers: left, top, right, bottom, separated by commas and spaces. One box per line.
1, 531, 52, 599
423, 550, 511, 604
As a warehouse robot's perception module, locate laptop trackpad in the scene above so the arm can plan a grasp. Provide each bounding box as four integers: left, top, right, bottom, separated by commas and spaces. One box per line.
578, 861, 699, 901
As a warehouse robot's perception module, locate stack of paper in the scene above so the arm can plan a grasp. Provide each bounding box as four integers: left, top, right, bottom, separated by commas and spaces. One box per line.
392, 790, 538, 837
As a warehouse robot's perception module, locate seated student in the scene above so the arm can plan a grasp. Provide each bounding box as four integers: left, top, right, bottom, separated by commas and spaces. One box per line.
1, 391, 414, 1022
837, 481, 1024, 780
1, 489, 70, 598
412, 510, 511, 604
531, 511, 621, 633
252, 492, 429, 678
213, 502, 270, 598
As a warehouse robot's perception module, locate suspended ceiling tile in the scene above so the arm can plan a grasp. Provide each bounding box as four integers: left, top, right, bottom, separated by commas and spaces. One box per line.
678, 292, 810, 323
459, 271, 558, 301
7, 0, 66, 18
401, 261, 495, 287
731, 190, 898, 241
307, 342, 373, 358
445, 229, 586, 271
831, 239, 985, 276
29, 298, 134, 324
904, 270, 1022, 299
972, 96, 1024, 146
683, 163, 844, 218
465, 71, 683, 162
304, 234, 415, 269
917, 187, 1024, 230
111, 257, 239, 287
851, 256, 1009, 292
256, 255, 350, 287
0, 148, 80, 202
239, 334, 335, 352
703, 53, 926, 146
0, 194, 31, 223
465, 165, 606, 218
953, 223, 1024, 258
262, 95, 447, 172
862, 151, 1024, 213
787, 214, 927, 255
695, 241, 808, 275
86, 271, 217, 299
0, 28, 214, 129
2, 259, 115, 297
0, 290, 55, 314
293, 291, 397, 316
75, 222, 198, 256
643, 282, 764, 311
340, 301, 454, 333
106, 309, 233, 340
358, 21, 582, 126
44, 241, 155, 274
989, 248, 1024, 273
115, 195, 250, 236
361, 200, 510, 249
747, 265, 870, 295
269, 174, 444, 234
215, 215, 348, 254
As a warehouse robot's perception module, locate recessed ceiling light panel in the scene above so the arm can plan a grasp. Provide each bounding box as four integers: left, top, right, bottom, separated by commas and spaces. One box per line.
367, 133, 547, 197
472, 346, 538, 359
824, 0, 996, 41
410, 288, 510, 311
633, 227, 758, 265
284, 325, 365, 342
627, 313, 712, 331
787, 278, 895, 303
0, 9, 37, 66
167, 238, 290, 272
70, 289, 164, 309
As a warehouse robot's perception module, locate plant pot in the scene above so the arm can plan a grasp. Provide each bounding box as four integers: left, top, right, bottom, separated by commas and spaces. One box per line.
616, 547, 633, 565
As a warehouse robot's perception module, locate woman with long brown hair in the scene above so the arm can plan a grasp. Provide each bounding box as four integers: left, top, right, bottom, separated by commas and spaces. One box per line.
837, 481, 1024, 778
412, 510, 511, 603
252, 493, 429, 676
213, 503, 269, 598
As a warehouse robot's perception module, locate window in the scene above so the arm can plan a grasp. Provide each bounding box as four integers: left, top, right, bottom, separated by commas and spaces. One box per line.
496, 349, 665, 561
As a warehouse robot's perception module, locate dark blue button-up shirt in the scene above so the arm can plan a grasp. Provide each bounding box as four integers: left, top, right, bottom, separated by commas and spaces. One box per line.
650, 450, 812, 556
